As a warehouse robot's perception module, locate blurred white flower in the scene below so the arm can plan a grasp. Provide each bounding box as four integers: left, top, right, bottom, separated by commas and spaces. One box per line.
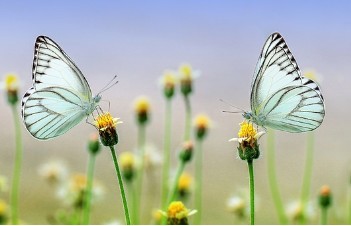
143, 144, 162, 171
286, 200, 316, 223
57, 173, 105, 208
38, 160, 68, 185
104, 219, 122, 225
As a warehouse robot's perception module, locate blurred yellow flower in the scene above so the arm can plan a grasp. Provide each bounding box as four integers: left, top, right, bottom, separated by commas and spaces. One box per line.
0, 199, 8, 224
4, 74, 19, 92
303, 69, 322, 83
177, 172, 192, 196
194, 114, 211, 140
134, 96, 150, 114
152, 208, 163, 224
120, 152, 136, 170
160, 70, 177, 97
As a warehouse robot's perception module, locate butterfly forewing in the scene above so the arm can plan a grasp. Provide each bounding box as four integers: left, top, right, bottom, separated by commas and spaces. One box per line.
22, 36, 96, 140
250, 32, 325, 132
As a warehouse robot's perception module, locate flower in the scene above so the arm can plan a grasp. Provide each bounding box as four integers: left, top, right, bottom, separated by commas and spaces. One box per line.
0, 199, 8, 224
227, 196, 247, 218
2, 74, 20, 105
177, 172, 192, 197
88, 133, 101, 155
133, 96, 151, 125
229, 121, 265, 161
194, 114, 211, 140
57, 173, 104, 208
160, 70, 177, 99
143, 144, 162, 171
120, 151, 136, 182
162, 201, 197, 225
38, 160, 68, 185
152, 209, 163, 224
94, 112, 122, 146
178, 63, 199, 96
286, 200, 316, 223
179, 141, 194, 163
319, 185, 332, 208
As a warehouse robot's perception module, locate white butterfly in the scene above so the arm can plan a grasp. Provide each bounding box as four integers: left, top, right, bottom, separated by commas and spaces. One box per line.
243, 32, 325, 132
21, 36, 101, 140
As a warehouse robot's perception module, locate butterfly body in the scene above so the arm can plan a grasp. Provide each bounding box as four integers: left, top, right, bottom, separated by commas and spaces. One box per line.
247, 32, 325, 133
22, 36, 100, 140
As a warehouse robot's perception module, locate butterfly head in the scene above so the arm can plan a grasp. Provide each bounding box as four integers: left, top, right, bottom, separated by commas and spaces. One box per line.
242, 112, 252, 121
93, 94, 102, 104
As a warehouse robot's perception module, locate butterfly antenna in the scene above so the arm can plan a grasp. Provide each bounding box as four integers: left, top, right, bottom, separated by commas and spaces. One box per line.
219, 99, 246, 113
97, 75, 119, 95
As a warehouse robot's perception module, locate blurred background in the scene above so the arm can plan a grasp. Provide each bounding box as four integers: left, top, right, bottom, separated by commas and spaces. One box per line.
0, 0, 350, 224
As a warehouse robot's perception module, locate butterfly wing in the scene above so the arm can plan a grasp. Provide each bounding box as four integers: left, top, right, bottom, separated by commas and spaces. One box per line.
250, 32, 325, 132
22, 36, 93, 140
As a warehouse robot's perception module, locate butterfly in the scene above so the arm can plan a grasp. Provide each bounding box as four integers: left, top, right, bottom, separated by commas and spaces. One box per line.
21, 36, 102, 140
242, 32, 325, 132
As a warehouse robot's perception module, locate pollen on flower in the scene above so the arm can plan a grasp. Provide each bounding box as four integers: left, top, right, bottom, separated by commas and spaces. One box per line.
94, 112, 120, 131
167, 201, 188, 219
238, 121, 257, 140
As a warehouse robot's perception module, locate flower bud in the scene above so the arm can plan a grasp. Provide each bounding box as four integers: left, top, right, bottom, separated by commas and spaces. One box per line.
94, 112, 122, 147
134, 96, 151, 125
179, 141, 193, 163
88, 133, 101, 155
319, 185, 332, 209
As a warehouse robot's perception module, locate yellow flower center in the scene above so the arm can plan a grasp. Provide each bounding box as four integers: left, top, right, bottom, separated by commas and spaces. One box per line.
120, 152, 135, 169
238, 121, 257, 139
320, 185, 331, 197
134, 96, 150, 114
4, 74, 19, 91
94, 112, 119, 131
179, 64, 193, 81
194, 114, 210, 129
178, 172, 192, 191
70, 174, 87, 192
162, 72, 176, 87
167, 201, 189, 219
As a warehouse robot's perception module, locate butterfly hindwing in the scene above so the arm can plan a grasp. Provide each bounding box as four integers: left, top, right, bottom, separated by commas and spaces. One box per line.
250, 33, 325, 132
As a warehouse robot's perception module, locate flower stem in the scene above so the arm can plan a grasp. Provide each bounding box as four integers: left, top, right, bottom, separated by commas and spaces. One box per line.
267, 129, 288, 224
161, 99, 172, 210
135, 124, 146, 224
109, 146, 131, 225
194, 138, 203, 225
10, 105, 23, 225
167, 160, 186, 206
321, 207, 327, 225
183, 95, 191, 141
299, 132, 314, 224
247, 160, 255, 225
82, 152, 96, 225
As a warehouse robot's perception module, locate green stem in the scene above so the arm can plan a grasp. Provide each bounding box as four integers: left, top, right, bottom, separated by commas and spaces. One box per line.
183, 95, 191, 141
267, 129, 288, 224
247, 160, 255, 225
109, 146, 131, 225
10, 105, 23, 225
348, 183, 351, 224
321, 207, 327, 225
299, 132, 314, 224
161, 99, 172, 210
167, 160, 186, 206
127, 182, 137, 225
82, 152, 96, 225
194, 139, 203, 225
135, 124, 146, 224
